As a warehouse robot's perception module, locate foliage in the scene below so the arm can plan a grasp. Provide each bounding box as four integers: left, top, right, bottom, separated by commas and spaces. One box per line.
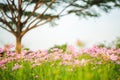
113, 37, 120, 49
0, 45, 120, 80
48, 43, 67, 53
98, 37, 120, 49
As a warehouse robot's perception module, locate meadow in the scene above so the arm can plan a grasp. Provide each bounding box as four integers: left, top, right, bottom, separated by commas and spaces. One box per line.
0, 45, 120, 80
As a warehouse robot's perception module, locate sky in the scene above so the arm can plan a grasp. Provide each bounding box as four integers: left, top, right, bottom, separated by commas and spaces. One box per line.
0, 8, 120, 50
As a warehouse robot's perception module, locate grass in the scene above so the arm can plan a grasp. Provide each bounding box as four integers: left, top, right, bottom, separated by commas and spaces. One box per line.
0, 59, 119, 80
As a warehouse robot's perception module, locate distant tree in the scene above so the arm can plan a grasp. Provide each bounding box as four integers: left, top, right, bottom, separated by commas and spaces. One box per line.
112, 37, 120, 49
48, 43, 67, 53
0, 0, 120, 53
98, 37, 120, 49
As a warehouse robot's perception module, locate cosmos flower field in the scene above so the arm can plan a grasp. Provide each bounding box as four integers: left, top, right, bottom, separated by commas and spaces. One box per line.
0, 45, 120, 80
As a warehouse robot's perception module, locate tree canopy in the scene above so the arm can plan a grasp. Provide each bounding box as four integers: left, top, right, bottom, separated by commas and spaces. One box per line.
0, 0, 120, 53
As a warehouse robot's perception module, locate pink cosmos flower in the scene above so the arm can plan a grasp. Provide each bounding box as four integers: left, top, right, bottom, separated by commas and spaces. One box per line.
67, 45, 76, 53
116, 61, 120, 64
74, 60, 80, 65
80, 59, 88, 66
0, 59, 8, 66
54, 54, 60, 60
0, 48, 3, 53
117, 49, 120, 54
12, 64, 22, 71
110, 54, 118, 61
62, 54, 72, 61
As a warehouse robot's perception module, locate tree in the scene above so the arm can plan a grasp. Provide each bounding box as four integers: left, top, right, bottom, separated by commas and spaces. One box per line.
0, 0, 120, 53
98, 37, 120, 49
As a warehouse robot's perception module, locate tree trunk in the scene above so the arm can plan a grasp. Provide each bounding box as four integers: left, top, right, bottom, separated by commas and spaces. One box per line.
16, 36, 22, 54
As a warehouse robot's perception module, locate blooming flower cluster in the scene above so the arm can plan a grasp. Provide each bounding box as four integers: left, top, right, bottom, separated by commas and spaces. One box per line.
0, 48, 3, 53
12, 63, 22, 71
0, 45, 120, 70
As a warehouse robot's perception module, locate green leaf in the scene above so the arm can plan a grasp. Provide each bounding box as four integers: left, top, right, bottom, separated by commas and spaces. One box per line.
0, 3, 9, 12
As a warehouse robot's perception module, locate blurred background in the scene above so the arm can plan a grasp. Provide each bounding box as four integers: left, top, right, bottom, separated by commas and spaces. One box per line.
0, 8, 120, 50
